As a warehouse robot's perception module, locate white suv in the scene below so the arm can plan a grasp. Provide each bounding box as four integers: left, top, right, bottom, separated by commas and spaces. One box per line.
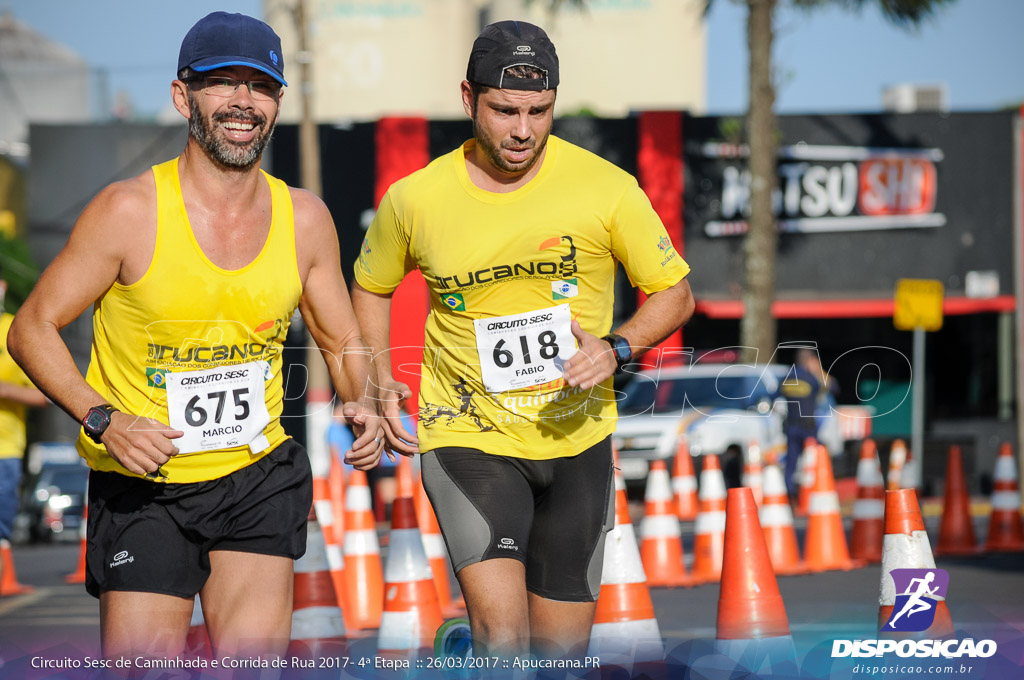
612, 363, 791, 484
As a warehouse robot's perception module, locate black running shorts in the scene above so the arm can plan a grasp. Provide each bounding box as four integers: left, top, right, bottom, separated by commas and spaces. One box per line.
421, 436, 614, 602
85, 438, 312, 599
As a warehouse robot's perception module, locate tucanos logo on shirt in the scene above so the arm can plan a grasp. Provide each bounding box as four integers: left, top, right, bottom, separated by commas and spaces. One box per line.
144, 318, 285, 371
436, 236, 577, 291
441, 293, 465, 311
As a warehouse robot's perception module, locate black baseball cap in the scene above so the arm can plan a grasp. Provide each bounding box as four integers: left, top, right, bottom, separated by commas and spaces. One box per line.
178, 12, 287, 86
466, 20, 558, 91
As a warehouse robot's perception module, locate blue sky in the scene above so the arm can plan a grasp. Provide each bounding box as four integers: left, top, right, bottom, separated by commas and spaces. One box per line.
3, 0, 1022, 117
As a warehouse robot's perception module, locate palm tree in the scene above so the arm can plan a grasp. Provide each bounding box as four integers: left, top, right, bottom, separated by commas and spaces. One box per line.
739, 0, 953, 363
545, 0, 954, 363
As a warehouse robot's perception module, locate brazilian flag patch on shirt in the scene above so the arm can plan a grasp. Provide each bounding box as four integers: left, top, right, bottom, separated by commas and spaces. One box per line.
441, 293, 465, 311
552, 278, 578, 300
146, 367, 167, 389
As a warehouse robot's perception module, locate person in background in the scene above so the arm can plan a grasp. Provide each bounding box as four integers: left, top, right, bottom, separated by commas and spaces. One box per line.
777, 347, 826, 497
0, 264, 48, 589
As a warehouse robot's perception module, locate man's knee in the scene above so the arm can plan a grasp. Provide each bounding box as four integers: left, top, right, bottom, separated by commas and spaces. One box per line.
470, 615, 529, 655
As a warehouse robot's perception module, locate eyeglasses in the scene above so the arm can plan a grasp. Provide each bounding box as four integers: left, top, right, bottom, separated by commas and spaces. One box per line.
187, 76, 283, 101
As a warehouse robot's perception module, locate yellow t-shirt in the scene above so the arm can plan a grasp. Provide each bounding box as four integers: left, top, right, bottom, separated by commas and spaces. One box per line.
78, 158, 303, 482
355, 135, 690, 459
0, 313, 34, 459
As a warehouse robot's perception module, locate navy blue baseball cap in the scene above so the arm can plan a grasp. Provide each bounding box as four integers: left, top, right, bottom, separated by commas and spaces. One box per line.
178, 12, 287, 86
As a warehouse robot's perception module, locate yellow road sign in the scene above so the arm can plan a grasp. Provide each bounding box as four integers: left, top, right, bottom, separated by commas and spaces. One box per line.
894, 278, 944, 331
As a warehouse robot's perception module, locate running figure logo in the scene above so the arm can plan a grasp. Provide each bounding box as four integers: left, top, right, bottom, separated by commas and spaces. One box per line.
884, 568, 950, 632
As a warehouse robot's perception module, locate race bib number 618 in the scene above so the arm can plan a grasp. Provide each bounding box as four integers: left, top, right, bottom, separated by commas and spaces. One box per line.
473, 303, 577, 393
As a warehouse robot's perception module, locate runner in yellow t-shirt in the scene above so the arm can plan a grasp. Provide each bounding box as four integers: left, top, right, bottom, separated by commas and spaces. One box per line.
352, 21, 694, 659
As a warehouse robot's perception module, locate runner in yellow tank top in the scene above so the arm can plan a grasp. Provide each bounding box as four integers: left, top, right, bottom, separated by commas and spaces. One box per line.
8, 12, 383, 664
352, 21, 694, 661
0, 266, 49, 591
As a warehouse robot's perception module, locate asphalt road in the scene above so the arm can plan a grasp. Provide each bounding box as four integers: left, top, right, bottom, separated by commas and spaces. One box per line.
0, 513, 1021, 679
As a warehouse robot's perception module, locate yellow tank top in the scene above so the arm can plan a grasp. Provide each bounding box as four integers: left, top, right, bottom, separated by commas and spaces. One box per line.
78, 158, 303, 482
0, 313, 33, 460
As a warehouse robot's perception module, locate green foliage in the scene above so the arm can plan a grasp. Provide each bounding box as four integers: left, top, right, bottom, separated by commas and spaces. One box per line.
718, 117, 745, 144
793, 0, 955, 27
0, 233, 39, 313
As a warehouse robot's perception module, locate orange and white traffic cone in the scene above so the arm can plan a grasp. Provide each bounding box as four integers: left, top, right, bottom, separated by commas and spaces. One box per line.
795, 438, 818, 517
290, 504, 347, 658
378, 496, 443, 658
887, 439, 908, 491
184, 595, 212, 660
342, 469, 384, 630
396, 455, 415, 499
691, 453, 728, 584
65, 502, 88, 584
713, 487, 797, 677
413, 472, 464, 617
901, 444, 921, 494
639, 459, 693, 587
311, 446, 349, 625
760, 453, 806, 576
742, 441, 764, 506
850, 439, 886, 563
805, 445, 861, 572
935, 445, 979, 556
672, 441, 699, 521
879, 489, 954, 638
329, 453, 347, 548
0, 538, 33, 595
985, 442, 1024, 551
589, 467, 665, 673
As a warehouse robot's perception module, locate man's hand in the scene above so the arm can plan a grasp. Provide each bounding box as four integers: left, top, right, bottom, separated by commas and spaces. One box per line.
562, 320, 618, 390
342, 401, 386, 470
102, 412, 183, 476
378, 379, 419, 457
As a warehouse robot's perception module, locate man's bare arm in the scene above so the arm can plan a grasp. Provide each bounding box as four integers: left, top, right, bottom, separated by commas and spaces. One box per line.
562, 277, 695, 390
7, 176, 182, 475
0, 381, 48, 408
293, 190, 384, 469
350, 281, 418, 454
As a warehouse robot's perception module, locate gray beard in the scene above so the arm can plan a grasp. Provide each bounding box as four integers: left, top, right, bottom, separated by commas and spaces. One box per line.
188, 94, 276, 170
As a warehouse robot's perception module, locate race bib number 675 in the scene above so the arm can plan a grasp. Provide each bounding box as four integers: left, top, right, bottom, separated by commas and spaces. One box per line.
165, 361, 271, 454
473, 304, 578, 393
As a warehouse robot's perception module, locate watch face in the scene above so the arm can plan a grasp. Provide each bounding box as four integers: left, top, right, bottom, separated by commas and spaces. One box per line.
84, 410, 108, 432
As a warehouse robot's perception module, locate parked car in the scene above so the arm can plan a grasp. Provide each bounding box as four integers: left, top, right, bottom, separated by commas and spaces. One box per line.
612, 359, 873, 487
18, 461, 88, 543
613, 363, 788, 486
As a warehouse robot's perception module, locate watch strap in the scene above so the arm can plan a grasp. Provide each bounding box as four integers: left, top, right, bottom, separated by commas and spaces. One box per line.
602, 333, 633, 374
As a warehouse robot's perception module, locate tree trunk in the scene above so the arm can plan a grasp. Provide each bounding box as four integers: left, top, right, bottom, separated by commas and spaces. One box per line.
741, 0, 778, 365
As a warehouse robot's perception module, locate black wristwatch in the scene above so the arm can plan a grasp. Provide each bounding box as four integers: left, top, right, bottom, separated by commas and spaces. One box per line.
83, 404, 118, 444
602, 333, 633, 374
